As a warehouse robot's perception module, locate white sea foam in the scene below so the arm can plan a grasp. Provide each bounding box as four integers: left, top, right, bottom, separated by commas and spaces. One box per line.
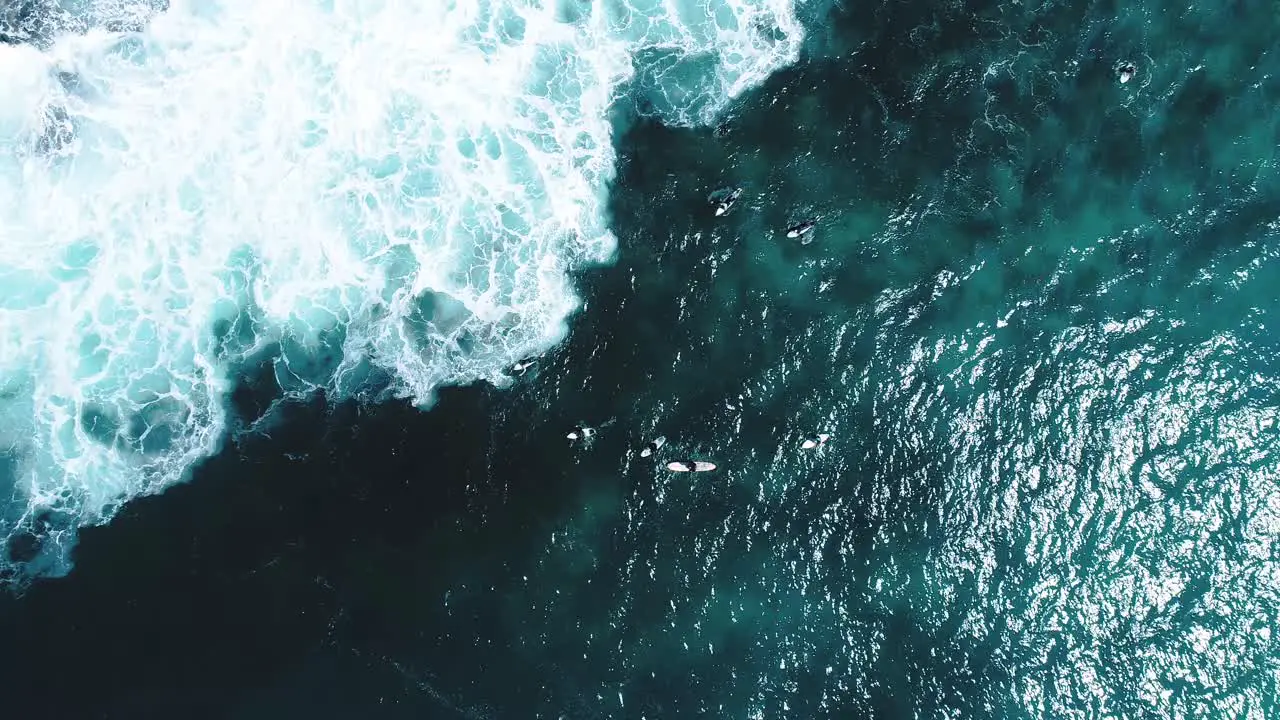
0, 0, 803, 578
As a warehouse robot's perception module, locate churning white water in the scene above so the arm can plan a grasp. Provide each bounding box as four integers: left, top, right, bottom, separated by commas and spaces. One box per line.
0, 0, 802, 577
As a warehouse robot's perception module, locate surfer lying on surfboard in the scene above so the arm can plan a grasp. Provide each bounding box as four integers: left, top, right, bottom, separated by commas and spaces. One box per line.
667, 460, 717, 472
639, 436, 666, 457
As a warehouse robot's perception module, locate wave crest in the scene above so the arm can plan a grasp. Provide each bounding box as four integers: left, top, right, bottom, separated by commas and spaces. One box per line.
0, 0, 803, 581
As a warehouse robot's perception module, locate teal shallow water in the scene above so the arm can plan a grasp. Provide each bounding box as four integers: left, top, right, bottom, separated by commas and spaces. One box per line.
2, 0, 1279, 717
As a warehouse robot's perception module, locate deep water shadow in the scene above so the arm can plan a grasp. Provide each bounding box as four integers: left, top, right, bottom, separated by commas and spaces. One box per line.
0, 351, 653, 718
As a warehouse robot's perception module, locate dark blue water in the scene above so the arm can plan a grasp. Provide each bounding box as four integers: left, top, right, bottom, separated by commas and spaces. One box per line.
3, 0, 1280, 718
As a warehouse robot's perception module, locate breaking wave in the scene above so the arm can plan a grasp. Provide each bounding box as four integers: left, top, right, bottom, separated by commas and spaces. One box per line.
0, 0, 803, 580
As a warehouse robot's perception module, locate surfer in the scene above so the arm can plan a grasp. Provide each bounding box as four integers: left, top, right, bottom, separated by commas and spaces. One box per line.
1117, 62, 1136, 84
507, 357, 538, 376
786, 219, 817, 242
800, 433, 831, 450
566, 425, 596, 441
667, 460, 717, 472
709, 187, 742, 217
639, 436, 666, 458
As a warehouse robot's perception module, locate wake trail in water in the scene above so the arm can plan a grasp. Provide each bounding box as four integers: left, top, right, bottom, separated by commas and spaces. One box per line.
0, 0, 804, 580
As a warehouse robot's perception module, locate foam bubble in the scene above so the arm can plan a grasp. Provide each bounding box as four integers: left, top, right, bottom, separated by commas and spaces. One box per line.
0, 0, 803, 581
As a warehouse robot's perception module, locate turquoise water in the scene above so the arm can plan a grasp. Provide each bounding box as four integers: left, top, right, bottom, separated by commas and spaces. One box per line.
536, 1, 1280, 715
2, 0, 1279, 718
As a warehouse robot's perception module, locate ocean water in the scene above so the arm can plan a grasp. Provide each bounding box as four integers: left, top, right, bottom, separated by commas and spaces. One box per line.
2, 0, 1279, 719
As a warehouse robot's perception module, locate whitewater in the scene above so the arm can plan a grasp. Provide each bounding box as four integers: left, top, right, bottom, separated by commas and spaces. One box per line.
0, 0, 803, 580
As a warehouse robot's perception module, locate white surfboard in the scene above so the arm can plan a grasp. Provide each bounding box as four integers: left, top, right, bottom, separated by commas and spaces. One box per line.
667, 460, 717, 472
801, 433, 831, 450
709, 187, 742, 216
639, 436, 666, 458
567, 426, 595, 441
786, 220, 817, 239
